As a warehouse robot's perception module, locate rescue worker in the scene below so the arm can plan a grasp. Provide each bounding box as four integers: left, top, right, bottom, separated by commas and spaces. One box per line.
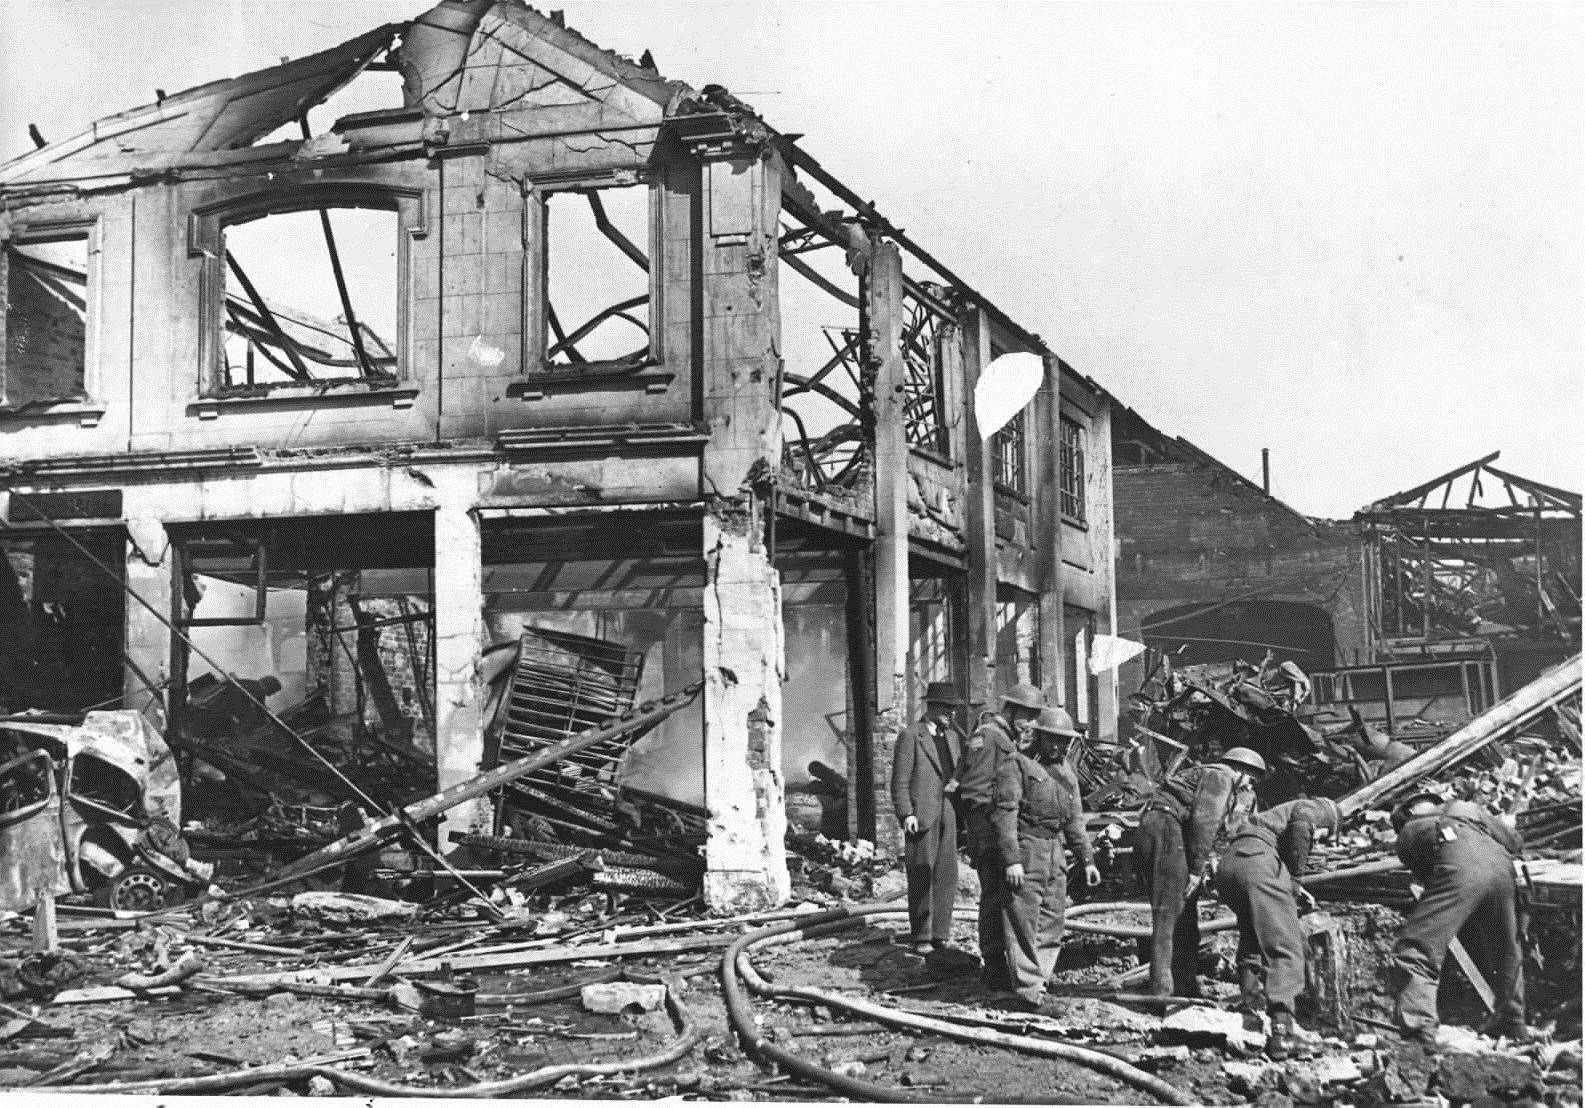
956, 681, 1046, 990
891, 681, 965, 955
1340, 709, 1414, 782
1390, 792, 1537, 1046
993, 706, 1100, 1011
1134, 746, 1268, 997
1215, 795, 1340, 1058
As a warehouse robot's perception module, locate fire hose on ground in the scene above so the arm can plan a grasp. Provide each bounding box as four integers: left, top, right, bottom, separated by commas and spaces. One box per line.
31, 986, 702, 1098
720, 903, 1196, 1105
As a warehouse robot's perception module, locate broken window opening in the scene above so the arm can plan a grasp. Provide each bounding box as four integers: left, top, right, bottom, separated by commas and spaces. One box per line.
777, 215, 867, 496
1059, 414, 1087, 526
1, 230, 91, 409
993, 408, 1027, 496
541, 185, 654, 370
218, 203, 399, 392
899, 291, 951, 459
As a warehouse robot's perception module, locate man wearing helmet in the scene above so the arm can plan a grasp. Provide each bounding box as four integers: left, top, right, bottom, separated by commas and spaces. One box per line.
955, 682, 1046, 991
1134, 746, 1268, 997
1389, 792, 1536, 1046
992, 706, 1102, 1011
1215, 795, 1340, 1058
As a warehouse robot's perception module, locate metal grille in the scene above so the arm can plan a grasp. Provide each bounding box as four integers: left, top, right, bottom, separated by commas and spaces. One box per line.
993, 408, 1026, 493
1060, 415, 1086, 524
492, 626, 644, 830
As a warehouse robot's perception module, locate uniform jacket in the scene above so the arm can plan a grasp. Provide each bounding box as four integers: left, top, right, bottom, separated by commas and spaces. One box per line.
956, 713, 1018, 808
1145, 762, 1241, 875
890, 716, 963, 830
1228, 797, 1337, 877
993, 749, 1093, 870
1396, 800, 1523, 881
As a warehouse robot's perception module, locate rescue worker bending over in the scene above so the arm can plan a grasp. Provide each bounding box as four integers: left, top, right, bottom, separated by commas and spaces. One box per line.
1215, 795, 1339, 1059
1135, 747, 1267, 997
956, 682, 1046, 991
1390, 792, 1538, 1046
993, 707, 1100, 1011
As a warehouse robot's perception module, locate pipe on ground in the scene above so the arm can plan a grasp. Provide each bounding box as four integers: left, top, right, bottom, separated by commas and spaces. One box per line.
723, 903, 1195, 1105
32, 986, 700, 1098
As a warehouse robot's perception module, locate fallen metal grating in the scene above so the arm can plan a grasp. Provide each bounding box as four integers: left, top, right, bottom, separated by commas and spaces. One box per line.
489, 625, 646, 834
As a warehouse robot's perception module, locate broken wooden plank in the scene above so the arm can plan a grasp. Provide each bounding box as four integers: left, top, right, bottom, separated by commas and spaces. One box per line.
220, 931, 737, 989
362, 935, 414, 988
224, 681, 704, 898
51, 985, 183, 1006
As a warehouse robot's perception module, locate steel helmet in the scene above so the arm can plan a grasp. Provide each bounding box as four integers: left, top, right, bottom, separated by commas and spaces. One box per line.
1031, 706, 1081, 739
1390, 791, 1443, 832
1001, 682, 1046, 712
1220, 747, 1269, 777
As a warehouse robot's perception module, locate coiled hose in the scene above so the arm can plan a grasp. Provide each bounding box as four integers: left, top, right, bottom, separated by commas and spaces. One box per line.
721, 903, 1196, 1105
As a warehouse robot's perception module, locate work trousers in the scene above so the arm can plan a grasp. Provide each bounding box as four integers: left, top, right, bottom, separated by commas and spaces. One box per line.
1392, 830, 1525, 1035
1134, 809, 1202, 997
903, 803, 959, 945
1215, 838, 1305, 1013
1001, 835, 1068, 1004
965, 805, 1009, 986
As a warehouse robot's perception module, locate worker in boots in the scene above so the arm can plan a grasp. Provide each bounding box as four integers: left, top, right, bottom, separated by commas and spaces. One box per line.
1390, 792, 1537, 1047
956, 681, 1046, 991
993, 706, 1101, 1011
1215, 795, 1340, 1059
891, 680, 965, 956
1134, 746, 1268, 997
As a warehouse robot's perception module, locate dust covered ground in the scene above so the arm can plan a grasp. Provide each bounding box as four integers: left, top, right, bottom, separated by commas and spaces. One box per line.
0, 887, 1579, 1104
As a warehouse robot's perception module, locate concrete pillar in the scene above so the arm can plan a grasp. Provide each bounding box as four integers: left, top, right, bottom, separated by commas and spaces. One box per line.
122, 513, 173, 732
431, 476, 489, 846
694, 136, 789, 911
867, 239, 909, 852
962, 309, 999, 712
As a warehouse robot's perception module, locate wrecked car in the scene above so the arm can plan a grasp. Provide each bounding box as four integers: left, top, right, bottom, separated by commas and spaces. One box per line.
0, 709, 205, 913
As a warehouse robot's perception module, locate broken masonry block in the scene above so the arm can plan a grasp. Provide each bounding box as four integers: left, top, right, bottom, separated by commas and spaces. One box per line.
580, 981, 667, 1015
1154, 1006, 1267, 1053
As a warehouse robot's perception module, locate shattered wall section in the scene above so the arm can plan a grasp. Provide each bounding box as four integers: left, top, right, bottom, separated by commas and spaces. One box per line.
701, 509, 789, 910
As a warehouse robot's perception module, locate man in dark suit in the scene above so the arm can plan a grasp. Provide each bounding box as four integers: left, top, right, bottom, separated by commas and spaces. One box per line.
891, 680, 965, 955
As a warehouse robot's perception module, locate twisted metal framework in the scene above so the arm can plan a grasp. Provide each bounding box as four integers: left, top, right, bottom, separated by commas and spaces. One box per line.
897, 292, 950, 457
777, 219, 871, 493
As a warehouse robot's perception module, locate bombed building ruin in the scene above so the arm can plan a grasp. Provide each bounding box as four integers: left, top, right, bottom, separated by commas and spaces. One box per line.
0, 1, 1118, 911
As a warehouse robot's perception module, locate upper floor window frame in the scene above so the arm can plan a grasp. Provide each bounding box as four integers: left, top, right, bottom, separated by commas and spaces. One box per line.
992, 406, 1028, 498
0, 216, 102, 416
188, 181, 424, 399
1059, 410, 1088, 528
527, 174, 665, 376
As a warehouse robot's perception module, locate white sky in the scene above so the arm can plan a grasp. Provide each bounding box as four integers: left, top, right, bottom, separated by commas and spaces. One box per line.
2, 0, 1580, 518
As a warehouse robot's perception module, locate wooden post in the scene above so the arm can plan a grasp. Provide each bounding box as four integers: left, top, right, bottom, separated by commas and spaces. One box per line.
1300, 910, 1349, 1034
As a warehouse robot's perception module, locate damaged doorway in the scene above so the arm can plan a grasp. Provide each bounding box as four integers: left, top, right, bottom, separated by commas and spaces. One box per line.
166, 512, 436, 836
480, 511, 708, 869
0, 526, 124, 714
